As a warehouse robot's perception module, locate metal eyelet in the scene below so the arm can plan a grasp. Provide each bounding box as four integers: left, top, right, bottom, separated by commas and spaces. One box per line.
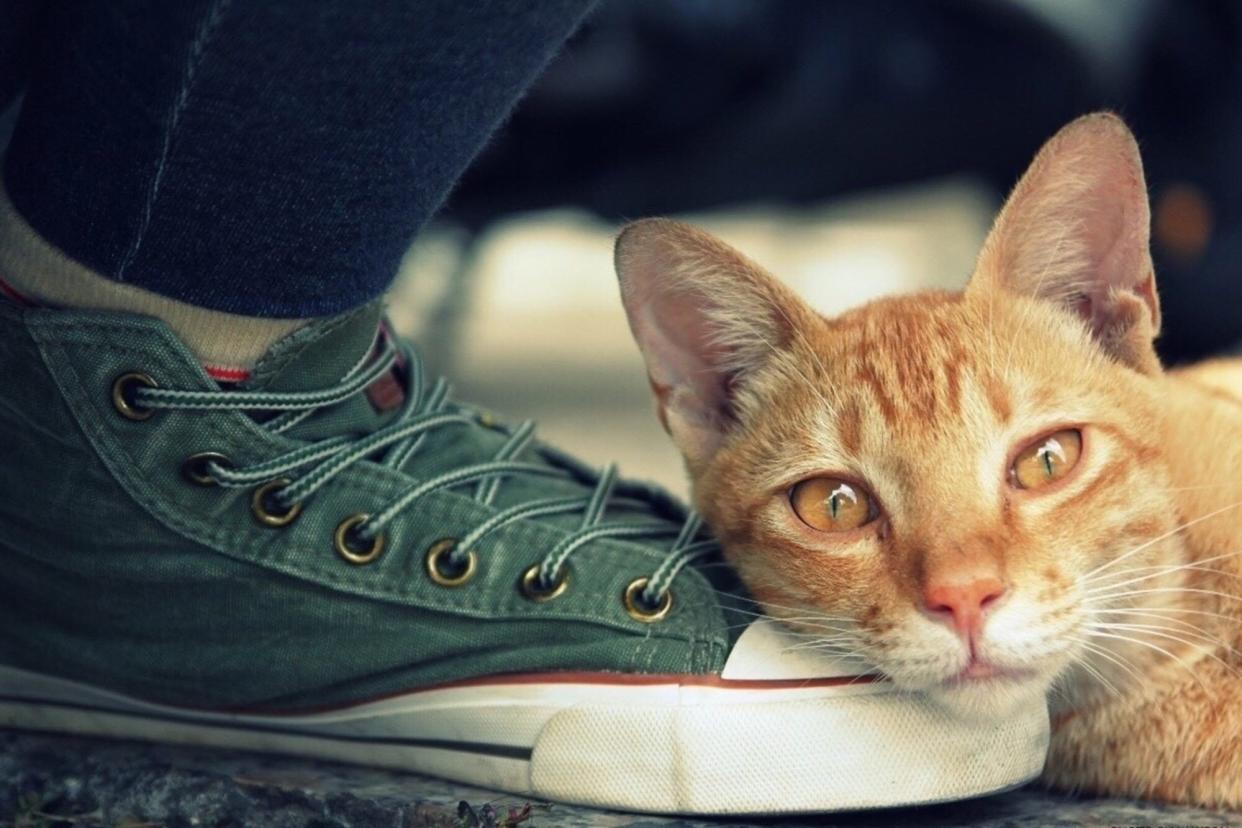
251, 478, 303, 527
623, 577, 673, 623
425, 538, 477, 587
111, 372, 158, 421
519, 563, 569, 603
181, 452, 233, 486
335, 513, 385, 565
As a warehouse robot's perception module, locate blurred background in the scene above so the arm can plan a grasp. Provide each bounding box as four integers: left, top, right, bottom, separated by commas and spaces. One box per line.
2, 0, 1234, 496
388, 0, 1242, 495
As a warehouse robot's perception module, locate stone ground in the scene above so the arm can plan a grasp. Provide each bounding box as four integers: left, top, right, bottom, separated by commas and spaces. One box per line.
5, 186, 1241, 826
4, 732, 1240, 828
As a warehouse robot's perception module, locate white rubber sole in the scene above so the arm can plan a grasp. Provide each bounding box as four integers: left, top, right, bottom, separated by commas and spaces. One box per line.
0, 665, 1048, 815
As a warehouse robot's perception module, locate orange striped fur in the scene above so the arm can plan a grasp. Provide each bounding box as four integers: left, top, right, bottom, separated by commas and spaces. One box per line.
616, 113, 1242, 806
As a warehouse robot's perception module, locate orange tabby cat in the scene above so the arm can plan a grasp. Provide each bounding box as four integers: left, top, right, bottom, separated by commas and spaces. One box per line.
614, 113, 1242, 807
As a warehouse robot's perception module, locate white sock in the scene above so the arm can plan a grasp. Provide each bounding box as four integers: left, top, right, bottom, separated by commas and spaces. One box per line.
0, 183, 307, 381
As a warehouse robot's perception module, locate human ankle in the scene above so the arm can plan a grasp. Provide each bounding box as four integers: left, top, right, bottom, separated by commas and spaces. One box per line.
0, 183, 306, 381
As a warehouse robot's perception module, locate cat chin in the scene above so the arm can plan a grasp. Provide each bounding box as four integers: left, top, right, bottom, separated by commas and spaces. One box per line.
925, 675, 1050, 722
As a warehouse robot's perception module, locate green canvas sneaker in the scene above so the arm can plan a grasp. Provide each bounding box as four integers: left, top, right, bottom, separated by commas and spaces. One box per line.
0, 295, 1049, 815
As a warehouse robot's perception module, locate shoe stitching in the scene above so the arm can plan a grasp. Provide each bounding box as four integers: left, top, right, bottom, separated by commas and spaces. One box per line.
247, 301, 380, 388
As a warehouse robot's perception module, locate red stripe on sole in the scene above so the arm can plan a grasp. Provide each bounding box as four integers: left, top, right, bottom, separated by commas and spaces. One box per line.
221, 670, 886, 717
0, 275, 34, 307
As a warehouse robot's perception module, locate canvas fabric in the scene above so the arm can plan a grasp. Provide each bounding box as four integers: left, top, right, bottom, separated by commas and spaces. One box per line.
0, 299, 739, 709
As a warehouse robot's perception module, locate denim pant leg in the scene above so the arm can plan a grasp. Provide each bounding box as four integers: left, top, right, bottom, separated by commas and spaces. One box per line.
0, 0, 39, 111
2, 0, 595, 318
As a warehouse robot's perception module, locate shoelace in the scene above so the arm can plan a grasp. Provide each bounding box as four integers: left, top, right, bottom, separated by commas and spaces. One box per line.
130, 328, 719, 611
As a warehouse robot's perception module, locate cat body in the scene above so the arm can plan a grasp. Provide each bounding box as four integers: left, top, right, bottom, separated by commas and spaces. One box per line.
1047, 361, 1242, 802
615, 114, 1242, 806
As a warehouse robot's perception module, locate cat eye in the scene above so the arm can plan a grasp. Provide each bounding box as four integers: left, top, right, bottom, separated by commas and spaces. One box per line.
789, 477, 875, 533
1010, 429, 1082, 490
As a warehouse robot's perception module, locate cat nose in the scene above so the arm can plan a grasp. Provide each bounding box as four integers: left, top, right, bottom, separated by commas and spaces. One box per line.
923, 577, 1006, 639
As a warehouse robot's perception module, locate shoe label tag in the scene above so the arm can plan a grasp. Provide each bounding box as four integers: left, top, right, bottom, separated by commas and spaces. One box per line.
366, 369, 405, 412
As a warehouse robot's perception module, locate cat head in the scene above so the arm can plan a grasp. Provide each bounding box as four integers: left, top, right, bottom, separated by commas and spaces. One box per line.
615, 113, 1178, 717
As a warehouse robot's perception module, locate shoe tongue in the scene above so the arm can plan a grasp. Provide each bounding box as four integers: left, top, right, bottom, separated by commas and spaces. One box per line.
232, 302, 679, 532
239, 301, 405, 442
244, 301, 386, 393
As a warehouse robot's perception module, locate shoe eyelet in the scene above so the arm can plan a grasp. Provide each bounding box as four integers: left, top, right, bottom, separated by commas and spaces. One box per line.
251, 478, 303, 527
181, 452, 233, 486
111, 372, 158, 421
424, 538, 477, 587
623, 577, 672, 623
335, 513, 385, 565
519, 563, 569, 603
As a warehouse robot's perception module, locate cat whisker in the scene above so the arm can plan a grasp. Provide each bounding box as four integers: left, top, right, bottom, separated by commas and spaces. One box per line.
720, 616, 855, 631
1084, 547, 1242, 578
1067, 635, 1145, 688
779, 639, 869, 661
719, 610, 857, 624
719, 613, 863, 638
1085, 620, 1221, 652
776, 625, 860, 637
1087, 605, 1237, 624
1070, 653, 1124, 699
698, 587, 861, 622
1085, 619, 1242, 665
779, 637, 863, 655
740, 622, 861, 639
722, 607, 861, 629
1083, 561, 1242, 596
777, 630, 862, 644
1088, 586, 1242, 606
1156, 483, 1242, 492
1081, 548, 1242, 587
1085, 629, 1216, 694
776, 631, 862, 644
1082, 499, 1242, 580
719, 623, 859, 639
762, 612, 860, 625
1085, 607, 1225, 642
1090, 568, 1242, 596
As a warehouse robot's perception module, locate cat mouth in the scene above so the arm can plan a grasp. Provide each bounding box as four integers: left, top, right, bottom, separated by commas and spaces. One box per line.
944, 660, 1037, 685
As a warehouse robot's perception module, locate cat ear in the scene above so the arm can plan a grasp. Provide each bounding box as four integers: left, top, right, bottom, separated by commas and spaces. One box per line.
615, 219, 813, 467
969, 112, 1161, 373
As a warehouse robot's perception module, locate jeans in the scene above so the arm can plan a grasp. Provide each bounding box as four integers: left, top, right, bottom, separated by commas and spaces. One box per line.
0, 0, 594, 318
